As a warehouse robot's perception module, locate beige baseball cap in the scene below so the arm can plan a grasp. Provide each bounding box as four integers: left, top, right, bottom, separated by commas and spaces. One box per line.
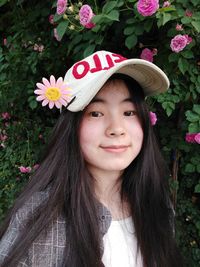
64, 50, 170, 112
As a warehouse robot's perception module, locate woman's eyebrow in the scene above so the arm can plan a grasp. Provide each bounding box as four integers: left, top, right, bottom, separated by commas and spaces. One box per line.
123, 97, 133, 103
90, 97, 133, 104
90, 98, 105, 104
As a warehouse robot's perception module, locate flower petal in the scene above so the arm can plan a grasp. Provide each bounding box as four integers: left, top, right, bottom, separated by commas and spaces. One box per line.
42, 99, 49, 106
50, 75, 56, 87
36, 82, 46, 90
55, 101, 62, 109
42, 78, 51, 87
34, 89, 44, 95
61, 94, 71, 101
36, 95, 46, 101
49, 101, 54, 109
59, 98, 68, 106
56, 77, 63, 87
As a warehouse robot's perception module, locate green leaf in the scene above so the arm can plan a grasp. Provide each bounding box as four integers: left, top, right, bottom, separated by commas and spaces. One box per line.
116, 0, 124, 7
186, 111, 200, 122
168, 102, 175, 110
191, 157, 199, 165
0, 0, 8, 7
158, 6, 176, 12
106, 10, 120, 21
168, 53, 179, 63
181, 17, 192, 24
92, 14, 104, 24
124, 26, 135, 36
185, 163, 195, 173
83, 45, 96, 58
162, 13, 171, 25
92, 25, 101, 32
71, 35, 82, 45
102, 1, 117, 14
125, 34, 137, 49
191, 21, 200, 32
182, 50, 194, 59
191, 0, 199, 6
193, 105, 200, 115
166, 107, 173, 117
56, 21, 69, 40
135, 25, 144, 35
178, 57, 189, 75
144, 20, 153, 32
53, 13, 63, 22
29, 101, 38, 110
126, 18, 135, 24
197, 165, 200, 173
189, 123, 199, 133
194, 183, 200, 193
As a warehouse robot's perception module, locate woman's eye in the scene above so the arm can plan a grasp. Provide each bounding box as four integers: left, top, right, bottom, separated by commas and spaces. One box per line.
124, 111, 137, 116
90, 111, 103, 117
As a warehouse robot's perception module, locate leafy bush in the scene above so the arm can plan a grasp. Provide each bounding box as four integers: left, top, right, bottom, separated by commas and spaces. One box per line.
0, 0, 199, 265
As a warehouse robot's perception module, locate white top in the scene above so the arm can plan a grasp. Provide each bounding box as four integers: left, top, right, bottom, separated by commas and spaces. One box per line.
102, 217, 143, 267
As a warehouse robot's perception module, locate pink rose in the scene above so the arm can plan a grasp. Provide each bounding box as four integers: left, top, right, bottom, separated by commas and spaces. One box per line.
0, 134, 8, 141
184, 34, 192, 45
49, 15, 54, 25
162, 1, 170, 7
185, 10, 193, 17
137, 0, 159, 17
2, 112, 11, 120
33, 44, 39, 51
176, 24, 183, 31
152, 48, 157, 55
38, 45, 44, 52
149, 111, 157, 125
140, 48, 154, 62
19, 166, 32, 173
3, 38, 7, 46
53, 28, 61, 41
79, 4, 95, 28
170, 34, 188, 53
185, 133, 196, 143
56, 0, 67, 15
194, 133, 200, 144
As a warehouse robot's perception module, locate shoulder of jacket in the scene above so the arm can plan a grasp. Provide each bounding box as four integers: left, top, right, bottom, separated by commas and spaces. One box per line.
15, 190, 49, 228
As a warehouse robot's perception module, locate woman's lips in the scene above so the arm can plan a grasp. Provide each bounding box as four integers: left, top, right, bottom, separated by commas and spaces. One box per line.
100, 145, 129, 153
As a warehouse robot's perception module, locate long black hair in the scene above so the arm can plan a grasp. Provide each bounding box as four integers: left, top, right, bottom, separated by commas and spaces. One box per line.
0, 74, 183, 267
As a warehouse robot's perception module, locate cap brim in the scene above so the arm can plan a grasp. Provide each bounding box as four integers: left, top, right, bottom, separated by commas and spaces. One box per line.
67, 58, 169, 112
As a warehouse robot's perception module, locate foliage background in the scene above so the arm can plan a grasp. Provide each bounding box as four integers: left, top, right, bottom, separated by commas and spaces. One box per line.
0, 0, 200, 265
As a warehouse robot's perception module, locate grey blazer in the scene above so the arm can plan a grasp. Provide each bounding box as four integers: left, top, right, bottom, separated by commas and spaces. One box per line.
0, 191, 112, 267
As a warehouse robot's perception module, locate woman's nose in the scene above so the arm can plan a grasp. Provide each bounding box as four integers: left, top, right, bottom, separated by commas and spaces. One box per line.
105, 118, 126, 137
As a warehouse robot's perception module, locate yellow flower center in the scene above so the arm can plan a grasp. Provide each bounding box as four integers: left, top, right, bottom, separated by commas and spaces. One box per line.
45, 87, 61, 101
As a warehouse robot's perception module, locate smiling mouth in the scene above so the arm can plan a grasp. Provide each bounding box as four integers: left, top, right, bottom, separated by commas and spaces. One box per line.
100, 145, 130, 153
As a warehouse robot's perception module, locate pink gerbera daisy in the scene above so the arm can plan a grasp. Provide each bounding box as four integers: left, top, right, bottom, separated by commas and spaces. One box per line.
34, 75, 71, 109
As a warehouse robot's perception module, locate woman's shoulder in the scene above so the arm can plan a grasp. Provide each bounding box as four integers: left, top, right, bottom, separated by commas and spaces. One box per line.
15, 190, 50, 228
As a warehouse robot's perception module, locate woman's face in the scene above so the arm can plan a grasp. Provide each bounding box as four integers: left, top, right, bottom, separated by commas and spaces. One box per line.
79, 79, 144, 178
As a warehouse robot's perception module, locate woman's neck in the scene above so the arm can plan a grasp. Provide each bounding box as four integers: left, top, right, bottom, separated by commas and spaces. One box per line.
88, 167, 131, 220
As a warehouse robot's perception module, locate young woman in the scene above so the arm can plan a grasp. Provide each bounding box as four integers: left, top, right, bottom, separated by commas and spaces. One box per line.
0, 51, 183, 267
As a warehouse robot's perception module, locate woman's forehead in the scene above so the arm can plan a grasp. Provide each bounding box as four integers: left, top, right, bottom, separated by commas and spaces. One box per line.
94, 79, 131, 99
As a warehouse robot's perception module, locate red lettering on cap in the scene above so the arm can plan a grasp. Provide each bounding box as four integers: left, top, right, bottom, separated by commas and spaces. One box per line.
90, 54, 103, 73
103, 54, 115, 70
112, 53, 127, 63
72, 53, 127, 80
72, 61, 90, 79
